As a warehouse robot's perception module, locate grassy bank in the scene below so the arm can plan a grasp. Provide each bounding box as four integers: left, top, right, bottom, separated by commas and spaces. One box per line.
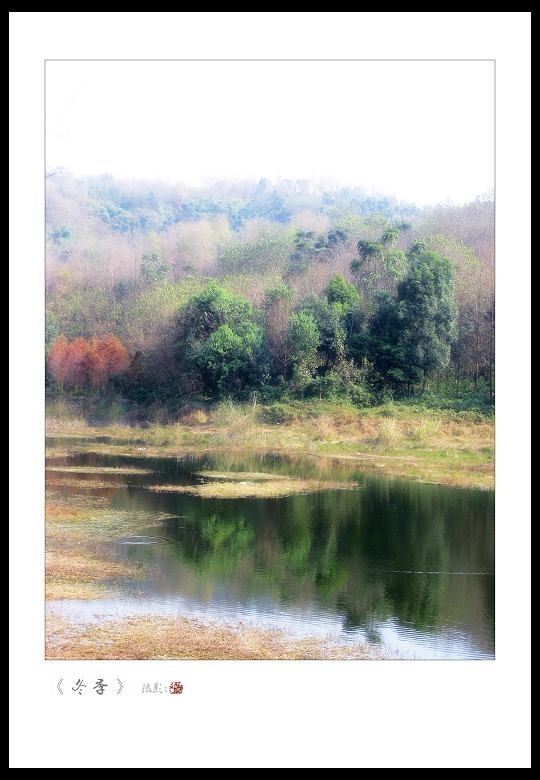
46, 396, 494, 490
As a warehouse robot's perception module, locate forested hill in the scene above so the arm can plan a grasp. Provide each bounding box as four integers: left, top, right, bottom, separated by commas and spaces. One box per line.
45, 170, 494, 411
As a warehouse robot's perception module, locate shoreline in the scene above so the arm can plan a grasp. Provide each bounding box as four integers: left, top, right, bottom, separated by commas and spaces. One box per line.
45, 607, 391, 661
45, 409, 494, 659
45, 412, 494, 491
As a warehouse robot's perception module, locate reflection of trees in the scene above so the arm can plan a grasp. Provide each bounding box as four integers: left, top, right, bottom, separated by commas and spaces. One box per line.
157, 478, 494, 633
76, 451, 493, 638
385, 572, 443, 628
199, 515, 255, 571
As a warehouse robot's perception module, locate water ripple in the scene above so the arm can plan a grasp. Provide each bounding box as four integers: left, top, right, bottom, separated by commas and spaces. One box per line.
110, 535, 172, 546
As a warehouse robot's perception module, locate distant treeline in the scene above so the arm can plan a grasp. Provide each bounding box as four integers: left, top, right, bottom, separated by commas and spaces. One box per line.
45, 171, 494, 410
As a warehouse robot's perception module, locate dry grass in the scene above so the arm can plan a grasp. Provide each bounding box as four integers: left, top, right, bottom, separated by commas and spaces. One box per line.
45, 612, 385, 660
194, 471, 286, 481
179, 408, 209, 425
46, 477, 126, 489
377, 418, 403, 446
410, 417, 442, 442
314, 414, 335, 438
46, 550, 139, 581
45, 496, 165, 538
46, 580, 117, 600
356, 417, 380, 439
45, 497, 160, 599
46, 466, 152, 474
45, 500, 85, 522
45, 404, 494, 490
146, 474, 357, 499
210, 401, 257, 443
45, 549, 144, 600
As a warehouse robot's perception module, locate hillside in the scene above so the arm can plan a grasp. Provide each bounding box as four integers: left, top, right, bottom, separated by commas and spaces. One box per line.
45, 170, 494, 417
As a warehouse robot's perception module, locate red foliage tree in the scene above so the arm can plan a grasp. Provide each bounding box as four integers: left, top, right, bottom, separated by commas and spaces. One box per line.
85, 334, 130, 387
100, 334, 130, 376
67, 338, 90, 387
48, 334, 130, 390
85, 338, 107, 388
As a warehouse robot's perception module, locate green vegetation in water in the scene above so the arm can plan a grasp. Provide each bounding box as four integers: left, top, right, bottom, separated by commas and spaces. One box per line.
46, 478, 129, 489
45, 492, 171, 543
45, 549, 143, 601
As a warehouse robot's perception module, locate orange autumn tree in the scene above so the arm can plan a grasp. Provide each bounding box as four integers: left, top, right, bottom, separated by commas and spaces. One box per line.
68, 338, 91, 387
48, 334, 130, 390
85, 334, 130, 388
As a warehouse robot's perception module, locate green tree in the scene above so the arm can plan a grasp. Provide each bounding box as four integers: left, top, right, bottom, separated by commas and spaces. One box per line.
350, 227, 409, 300
325, 274, 360, 309
298, 294, 347, 370
287, 312, 321, 396
179, 282, 256, 341
45, 310, 60, 357
394, 251, 458, 392
175, 282, 264, 397
325, 273, 365, 341
199, 321, 262, 395
364, 292, 413, 390
288, 312, 320, 365
140, 253, 170, 285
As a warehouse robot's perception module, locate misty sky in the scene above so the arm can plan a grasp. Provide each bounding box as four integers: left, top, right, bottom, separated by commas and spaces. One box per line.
46, 59, 494, 207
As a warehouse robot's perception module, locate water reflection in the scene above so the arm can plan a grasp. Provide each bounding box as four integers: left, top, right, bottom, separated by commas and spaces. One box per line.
46, 449, 495, 659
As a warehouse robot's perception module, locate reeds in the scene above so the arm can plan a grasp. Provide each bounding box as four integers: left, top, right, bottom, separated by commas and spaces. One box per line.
412, 417, 441, 442
45, 549, 144, 600
377, 418, 402, 446
210, 400, 257, 444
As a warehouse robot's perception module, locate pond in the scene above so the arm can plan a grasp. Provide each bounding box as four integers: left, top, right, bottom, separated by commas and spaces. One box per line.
46, 444, 495, 659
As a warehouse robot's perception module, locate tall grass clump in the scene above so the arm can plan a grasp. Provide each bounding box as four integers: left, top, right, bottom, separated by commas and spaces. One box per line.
314, 413, 335, 439
178, 404, 209, 425
258, 402, 298, 425
377, 398, 397, 419
107, 398, 128, 425
147, 401, 169, 426
412, 416, 441, 443
377, 418, 402, 446
45, 396, 87, 430
211, 399, 257, 443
